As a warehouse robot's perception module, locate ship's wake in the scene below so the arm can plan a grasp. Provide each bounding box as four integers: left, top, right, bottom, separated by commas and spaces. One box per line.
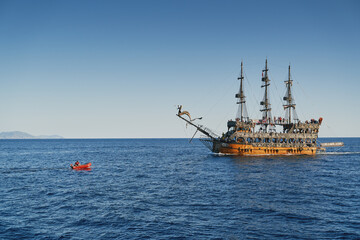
317, 151, 360, 155
213, 153, 238, 156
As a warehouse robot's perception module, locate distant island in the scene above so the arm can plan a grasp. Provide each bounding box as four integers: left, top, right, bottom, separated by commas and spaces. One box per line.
0, 131, 63, 139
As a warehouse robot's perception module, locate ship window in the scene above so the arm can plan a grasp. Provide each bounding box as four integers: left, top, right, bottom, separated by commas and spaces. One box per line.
237, 137, 244, 143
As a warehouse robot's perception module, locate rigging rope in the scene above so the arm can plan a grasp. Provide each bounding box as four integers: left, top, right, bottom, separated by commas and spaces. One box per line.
244, 72, 261, 119
289, 71, 338, 137
203, 77, 237, 119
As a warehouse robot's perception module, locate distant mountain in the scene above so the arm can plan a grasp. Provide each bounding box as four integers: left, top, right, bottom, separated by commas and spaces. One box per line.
0, 131, 34, 139
0, 131, 63, 139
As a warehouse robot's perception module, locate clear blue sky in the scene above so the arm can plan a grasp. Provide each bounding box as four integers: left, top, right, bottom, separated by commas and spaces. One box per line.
0, 0, 359, 138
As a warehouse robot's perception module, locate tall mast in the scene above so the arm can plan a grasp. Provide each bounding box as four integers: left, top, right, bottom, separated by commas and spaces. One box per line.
260, 59, 272, 131
236, 61, 248, 122
283, 65, 296, 123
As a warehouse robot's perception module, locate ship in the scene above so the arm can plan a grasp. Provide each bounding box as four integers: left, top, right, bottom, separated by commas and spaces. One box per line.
177, 59, 343, 155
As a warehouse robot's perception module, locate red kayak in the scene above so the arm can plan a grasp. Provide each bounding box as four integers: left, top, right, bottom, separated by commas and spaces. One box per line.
70, 162, 91, 170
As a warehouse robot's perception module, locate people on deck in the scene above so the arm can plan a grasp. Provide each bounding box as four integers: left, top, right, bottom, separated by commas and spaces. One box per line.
74, 161, 80, 167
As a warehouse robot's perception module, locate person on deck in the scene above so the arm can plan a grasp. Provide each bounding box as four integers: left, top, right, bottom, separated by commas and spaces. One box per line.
74, 161, 80, 167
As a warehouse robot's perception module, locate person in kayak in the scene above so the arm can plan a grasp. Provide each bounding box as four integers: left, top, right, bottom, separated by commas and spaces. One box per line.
74, 161, 80, 167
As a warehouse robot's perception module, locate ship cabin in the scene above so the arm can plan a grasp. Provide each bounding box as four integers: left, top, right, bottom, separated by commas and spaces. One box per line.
227, 118, 254, 133
222, 117, 322, 148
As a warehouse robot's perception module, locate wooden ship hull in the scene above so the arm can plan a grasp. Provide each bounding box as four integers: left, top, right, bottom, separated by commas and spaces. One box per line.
177, 59, 343, 156
210, 140, 317, 155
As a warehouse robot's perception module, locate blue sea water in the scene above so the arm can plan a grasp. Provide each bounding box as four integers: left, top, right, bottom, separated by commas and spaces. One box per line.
0, 138, 359, 239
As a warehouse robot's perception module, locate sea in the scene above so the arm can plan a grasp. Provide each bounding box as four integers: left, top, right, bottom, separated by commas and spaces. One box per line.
0, 138, 359, 239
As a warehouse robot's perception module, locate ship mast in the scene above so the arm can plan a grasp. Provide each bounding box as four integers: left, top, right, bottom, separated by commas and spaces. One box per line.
283, 65, 297, 123
260, 59, 272, 131
236, 61, 248, 122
